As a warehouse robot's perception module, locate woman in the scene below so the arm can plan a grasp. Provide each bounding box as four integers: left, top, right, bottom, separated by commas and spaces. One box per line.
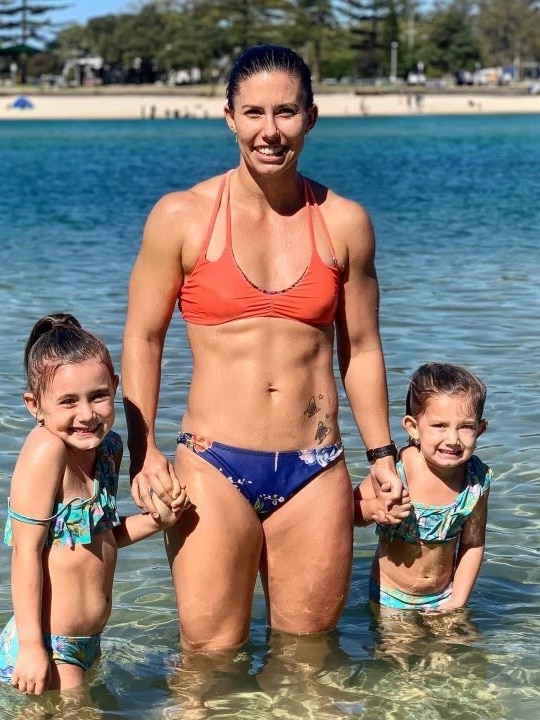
121, 44, 400, 652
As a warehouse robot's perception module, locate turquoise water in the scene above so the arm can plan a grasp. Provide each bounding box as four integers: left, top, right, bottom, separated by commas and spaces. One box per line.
1, 114, 539, 718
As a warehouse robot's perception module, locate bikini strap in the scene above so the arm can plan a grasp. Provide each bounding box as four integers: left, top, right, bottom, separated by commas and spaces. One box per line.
395, 459, 409, 492
225, 168, 233, 250
7, 478, 99, 526
199, 170, 232, 259
302, 177, 338, 259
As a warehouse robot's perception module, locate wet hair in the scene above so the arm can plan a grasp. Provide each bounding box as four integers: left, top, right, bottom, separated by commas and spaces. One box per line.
24, 313, 115, 404
405, 363, 486, 420
226, 44, 313, 110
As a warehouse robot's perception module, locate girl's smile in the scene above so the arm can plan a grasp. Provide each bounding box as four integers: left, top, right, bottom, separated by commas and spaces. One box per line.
27, 360, 117, 453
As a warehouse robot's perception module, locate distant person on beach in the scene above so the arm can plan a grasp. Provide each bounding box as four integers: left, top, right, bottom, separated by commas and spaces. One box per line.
121, 43, 402, 652
355, 362, 491, 611
0, 314, 189, 694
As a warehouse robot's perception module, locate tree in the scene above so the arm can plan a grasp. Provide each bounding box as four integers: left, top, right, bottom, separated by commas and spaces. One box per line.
335, 1, 404, 78
0, 0, 68, 81
420, 0, 480, 74
0, 0, 67, 46
278, 0, 337, 81
475, 0, 540, 75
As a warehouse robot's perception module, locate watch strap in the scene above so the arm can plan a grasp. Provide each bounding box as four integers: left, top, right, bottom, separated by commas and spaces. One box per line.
366, 441, 398, 463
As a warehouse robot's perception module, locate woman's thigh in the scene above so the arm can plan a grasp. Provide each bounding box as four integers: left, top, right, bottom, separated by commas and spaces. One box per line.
166, 446, 264, 651
260, 458, 354, 634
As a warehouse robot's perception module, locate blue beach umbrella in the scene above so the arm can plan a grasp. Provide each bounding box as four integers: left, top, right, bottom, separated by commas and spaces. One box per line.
10, 95, 34, 110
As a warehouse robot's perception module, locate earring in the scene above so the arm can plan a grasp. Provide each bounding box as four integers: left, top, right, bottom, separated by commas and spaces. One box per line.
234, 132, 238, 144
408, 436, 420, 448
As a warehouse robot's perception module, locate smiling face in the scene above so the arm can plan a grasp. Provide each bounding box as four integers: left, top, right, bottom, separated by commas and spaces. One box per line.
403, 392, 487, 471
224, 70, 317, 174
25, 360, 117, 453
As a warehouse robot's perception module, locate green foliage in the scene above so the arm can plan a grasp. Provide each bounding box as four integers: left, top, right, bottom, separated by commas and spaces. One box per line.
3, 0, 539, 84
0, 0, 67, 46
420, 1, 481, 73
476, 0, 540, 68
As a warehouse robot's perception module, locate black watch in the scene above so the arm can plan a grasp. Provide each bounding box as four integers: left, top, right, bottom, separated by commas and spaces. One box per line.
366, 441, 398, 463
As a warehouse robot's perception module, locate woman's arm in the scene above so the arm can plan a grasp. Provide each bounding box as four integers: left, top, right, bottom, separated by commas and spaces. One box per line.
121, 193, 186, 516
9, 430, 65, 694
444, 491, 489, 609
334, 199, 401, 502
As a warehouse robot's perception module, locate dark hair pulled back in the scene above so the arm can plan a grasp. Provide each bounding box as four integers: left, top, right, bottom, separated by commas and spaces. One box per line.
24, 313, 114, 403
405, 362, 487, 420
226, 44, 313, 110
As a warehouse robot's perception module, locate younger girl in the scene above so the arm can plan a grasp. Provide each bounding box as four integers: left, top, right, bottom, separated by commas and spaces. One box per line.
0, 314, 190, 695
355, 362, 491, 611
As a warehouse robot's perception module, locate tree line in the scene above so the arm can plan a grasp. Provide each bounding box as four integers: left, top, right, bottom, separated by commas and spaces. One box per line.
2, 0, 540, 85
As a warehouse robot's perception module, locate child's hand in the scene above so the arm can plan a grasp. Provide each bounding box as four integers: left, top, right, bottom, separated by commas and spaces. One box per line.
170, 484, 191, 513
372, 490, 412, 525
151, 487, 191, 529
426, 598, 465, 613
12, 645, 51, 695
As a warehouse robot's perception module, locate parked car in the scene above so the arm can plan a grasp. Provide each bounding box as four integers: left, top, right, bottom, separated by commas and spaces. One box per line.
407, 71, 426, 86
455, 70, 474, 86
474, 67, 512, 86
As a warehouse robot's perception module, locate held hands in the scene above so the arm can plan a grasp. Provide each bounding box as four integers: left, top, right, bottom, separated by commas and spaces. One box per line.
371, 488, 412, 525
370, 457, 409, 525
131, 446, 189, 520
12, 645, 51, 695
150, 488, 191, 529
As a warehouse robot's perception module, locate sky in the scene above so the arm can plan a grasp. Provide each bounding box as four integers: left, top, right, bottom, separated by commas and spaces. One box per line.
53, 1, 435, 27
53, 1, 437, 28
52, 1, 134, 27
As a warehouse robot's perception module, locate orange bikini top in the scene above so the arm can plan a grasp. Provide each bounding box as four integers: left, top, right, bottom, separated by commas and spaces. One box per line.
179, 171, 340, 326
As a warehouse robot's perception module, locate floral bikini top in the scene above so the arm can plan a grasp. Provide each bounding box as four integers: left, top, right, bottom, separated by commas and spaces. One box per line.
4, 431, 122, 548
376, 454, 492, 545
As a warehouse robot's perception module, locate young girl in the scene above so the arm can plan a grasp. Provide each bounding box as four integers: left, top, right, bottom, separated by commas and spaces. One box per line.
0, 314, 190, 695
355, 362, 491, 611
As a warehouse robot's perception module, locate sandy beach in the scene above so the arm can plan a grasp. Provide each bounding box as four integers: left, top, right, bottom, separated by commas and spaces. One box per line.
1, 89, 539, 120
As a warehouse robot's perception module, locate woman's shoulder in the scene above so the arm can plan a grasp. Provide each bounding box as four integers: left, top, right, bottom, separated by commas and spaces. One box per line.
142, 173, 230, 253
305, 176, 374, 261
304, 176, 372, 223
150, 172, 229, 219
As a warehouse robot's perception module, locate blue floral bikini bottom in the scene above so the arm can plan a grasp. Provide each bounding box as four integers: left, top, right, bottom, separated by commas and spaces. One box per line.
177, 432, 344, 516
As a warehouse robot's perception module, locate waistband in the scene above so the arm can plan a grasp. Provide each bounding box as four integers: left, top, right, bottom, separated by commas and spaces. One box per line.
369, 577, 453, 610
177, 431, 343, 457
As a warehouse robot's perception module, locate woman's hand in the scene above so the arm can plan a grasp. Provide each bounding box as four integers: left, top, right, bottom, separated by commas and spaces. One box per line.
370, 459, 403, 502
130, 445, 182, 519
372, 490, 412, 525
151, 487, 191, 529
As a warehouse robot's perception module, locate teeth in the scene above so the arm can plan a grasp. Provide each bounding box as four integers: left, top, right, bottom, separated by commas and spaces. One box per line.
258, 146, 284, 156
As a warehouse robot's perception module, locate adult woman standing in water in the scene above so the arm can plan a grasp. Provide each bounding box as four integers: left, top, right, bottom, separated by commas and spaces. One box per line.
122, 44, 400, 651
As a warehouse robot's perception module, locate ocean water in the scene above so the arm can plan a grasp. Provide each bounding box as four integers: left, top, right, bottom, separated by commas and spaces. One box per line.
1, 113, 539, 719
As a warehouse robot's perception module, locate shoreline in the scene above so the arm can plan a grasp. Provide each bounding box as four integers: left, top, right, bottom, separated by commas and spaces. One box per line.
1, 90, 539, 120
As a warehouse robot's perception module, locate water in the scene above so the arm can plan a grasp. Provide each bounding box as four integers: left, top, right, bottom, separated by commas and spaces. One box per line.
1, 114, 539, 718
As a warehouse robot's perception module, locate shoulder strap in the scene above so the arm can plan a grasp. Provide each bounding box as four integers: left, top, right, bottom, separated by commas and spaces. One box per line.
395, 459, 409, 492
302, 177, 337, 258
200, 170, 231, 258
467, 454, 492, 493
